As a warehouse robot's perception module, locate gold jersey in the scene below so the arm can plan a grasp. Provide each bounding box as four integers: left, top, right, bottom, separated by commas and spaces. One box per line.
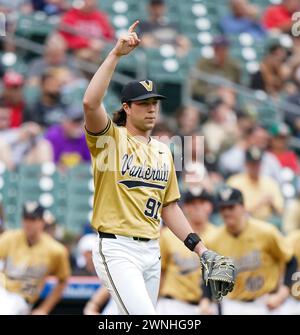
0, 230, 70, 304
85, 119, 180, 239
286, 230, 300, 301
207, 218, 293, 301
160, 223, 217, 303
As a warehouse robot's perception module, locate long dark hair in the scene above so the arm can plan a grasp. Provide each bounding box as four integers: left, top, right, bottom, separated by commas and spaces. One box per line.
112, 102, 131, 126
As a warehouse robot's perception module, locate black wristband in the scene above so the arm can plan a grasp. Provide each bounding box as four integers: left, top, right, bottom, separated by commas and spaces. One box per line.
184, 233, 201, 251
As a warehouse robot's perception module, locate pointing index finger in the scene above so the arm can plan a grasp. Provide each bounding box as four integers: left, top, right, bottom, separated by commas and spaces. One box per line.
128, 20, 139, 33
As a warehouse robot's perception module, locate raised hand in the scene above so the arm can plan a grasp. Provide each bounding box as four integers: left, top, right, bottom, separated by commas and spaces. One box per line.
112, 20, 141, 57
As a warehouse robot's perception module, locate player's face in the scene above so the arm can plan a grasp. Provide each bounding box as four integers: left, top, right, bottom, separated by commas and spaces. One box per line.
127, 98, 159, 131
23, 218, 45, 241
246, 161, 261, 178
220, 204, 244, 230
184, 199, 212, 226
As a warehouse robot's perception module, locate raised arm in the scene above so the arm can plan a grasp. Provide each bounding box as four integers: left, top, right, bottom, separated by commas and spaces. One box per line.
83, 20, 141, 133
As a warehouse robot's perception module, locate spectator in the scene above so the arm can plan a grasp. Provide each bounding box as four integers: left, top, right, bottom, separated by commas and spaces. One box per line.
219, 125, 282, 183
227, 146, 284, 224
29, 70, 67, 127
0, 104, 53, 168
59, 0, 114, 61
219, 0, 266, 40
0, 138, 14, 170
200, 187, 297, 315
250, 44, 288, 96
28, 33, 82, 85
156, 189, 218, 315
285, 62, 300, 137
30, 0, 69, 15
0, 201, 71, 315
263, 0, 300, 34
175, 105, 201, 137
0, 1, 30, 13
201, 97, 238, 156
0, 71, 29, 128
192, 36, 241, 101
138, 0, 191, 57
44, 104, 90, 170
0, 203, 4, 235
268, 122, 300, 173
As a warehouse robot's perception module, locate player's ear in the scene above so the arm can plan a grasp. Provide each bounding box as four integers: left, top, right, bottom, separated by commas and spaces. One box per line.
123, 102, 131, 116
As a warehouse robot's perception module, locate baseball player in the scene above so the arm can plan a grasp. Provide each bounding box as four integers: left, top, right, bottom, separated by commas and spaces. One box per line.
83, 285, 118, 315
156, 189, 219, 315
200, 187, 298, 315
83, 20, 235, 315
0, 202, 71, 315
284, 230, 300, 313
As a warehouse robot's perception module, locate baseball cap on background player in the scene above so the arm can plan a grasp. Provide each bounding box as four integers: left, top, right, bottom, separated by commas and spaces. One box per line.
212, 35, 230, 48
121, 80, 166, 103
23, 201, 45, 220
245, 146, 263, 163
183, 188, 214, 204
268, 122, 291, 137
216, 187, 244, 208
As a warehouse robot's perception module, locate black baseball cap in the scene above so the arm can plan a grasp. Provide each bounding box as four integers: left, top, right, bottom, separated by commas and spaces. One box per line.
216, 187, 244, 207
23, 201, 45, 220
150, 0, 165, 5
121, 80, 166, 103
183, 188, 214, 204
245, 146, 263, 162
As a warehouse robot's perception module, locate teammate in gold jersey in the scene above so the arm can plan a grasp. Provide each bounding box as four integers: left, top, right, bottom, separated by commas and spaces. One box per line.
157, 189, 218, 315
83, 20, 233, 315
285, 230, 300, 314
200, 187, 298, 315
0, 202, 71, 315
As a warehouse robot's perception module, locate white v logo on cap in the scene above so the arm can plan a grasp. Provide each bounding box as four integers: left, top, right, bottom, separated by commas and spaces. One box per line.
139, 80, 153, 92
220, 188, 232, 201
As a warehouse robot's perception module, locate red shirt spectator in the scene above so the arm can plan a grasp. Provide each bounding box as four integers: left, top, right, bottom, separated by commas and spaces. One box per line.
272, 151, 300, 173
59, 4, 114, 50
269, 122, 300, 173
1, 71, 25, 128
263, 0, 300, 32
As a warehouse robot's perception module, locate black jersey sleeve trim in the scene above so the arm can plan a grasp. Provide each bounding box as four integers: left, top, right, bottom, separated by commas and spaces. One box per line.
85, 118, 111, 136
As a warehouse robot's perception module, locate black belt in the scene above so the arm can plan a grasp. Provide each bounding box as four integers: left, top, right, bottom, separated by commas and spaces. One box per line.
98, 231, 151, 242
163, 295, 199, 306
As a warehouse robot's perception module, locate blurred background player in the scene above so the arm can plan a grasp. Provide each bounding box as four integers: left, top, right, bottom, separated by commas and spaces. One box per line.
285, 230, 300, 313
200, 187, 297, 315
227, 146, 283, 228
0, 201, 71, 315
83, 285, 118, 315
156, 189, 218, 315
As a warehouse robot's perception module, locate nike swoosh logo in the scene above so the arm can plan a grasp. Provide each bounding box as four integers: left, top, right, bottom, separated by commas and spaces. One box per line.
159, 151, 164, 154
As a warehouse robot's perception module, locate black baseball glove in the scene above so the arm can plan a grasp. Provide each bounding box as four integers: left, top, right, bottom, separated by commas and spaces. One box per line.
200, 250, 236, 301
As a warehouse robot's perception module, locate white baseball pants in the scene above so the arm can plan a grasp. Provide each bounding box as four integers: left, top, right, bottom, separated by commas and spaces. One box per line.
0, 286, 31, 315
92, 234, 161, 315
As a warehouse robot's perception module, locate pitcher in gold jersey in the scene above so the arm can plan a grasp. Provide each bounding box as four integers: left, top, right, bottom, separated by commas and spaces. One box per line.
83, 20, 233, 315
0, 202, 70, 315
200, 187, 298, 315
